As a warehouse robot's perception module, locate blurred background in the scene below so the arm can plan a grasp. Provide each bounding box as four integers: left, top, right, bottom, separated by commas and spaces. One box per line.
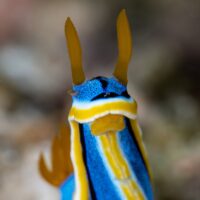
0, 0, 200, 199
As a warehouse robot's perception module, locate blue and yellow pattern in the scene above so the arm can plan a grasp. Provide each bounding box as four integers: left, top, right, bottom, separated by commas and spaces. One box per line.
38, 9, 154, 200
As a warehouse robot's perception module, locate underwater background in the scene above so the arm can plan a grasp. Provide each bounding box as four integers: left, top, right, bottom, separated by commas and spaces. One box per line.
0, 0, 199, 199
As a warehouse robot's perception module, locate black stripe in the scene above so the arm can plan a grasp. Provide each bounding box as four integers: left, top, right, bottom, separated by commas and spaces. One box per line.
125, 118, 149, 176
90, 76, 108, 89
79, 124, 97, 200
92, 91, 130, 101
121, 90, 130, 98
91, 92, 119, 100
99, 79, 108, 89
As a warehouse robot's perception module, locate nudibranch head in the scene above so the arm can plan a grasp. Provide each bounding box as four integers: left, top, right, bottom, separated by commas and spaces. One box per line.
66, 9, 136, 122
72, 76, 131, 103
68, 75, 137, 124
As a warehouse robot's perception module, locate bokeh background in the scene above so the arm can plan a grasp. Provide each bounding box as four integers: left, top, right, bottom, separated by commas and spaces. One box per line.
0, 0, 200, 199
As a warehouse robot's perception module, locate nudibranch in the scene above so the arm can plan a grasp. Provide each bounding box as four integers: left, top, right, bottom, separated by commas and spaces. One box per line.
39, 9, 154, 200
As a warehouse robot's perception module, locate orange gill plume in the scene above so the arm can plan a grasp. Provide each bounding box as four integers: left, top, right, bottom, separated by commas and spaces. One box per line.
38, 123, 73, 187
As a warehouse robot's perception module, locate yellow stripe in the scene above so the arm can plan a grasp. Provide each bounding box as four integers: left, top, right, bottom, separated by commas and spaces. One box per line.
129, 180, 145, 199
121, 183, 134, 199
98, 131, 145, 199
70, 121, 89, 200
69, 100, 137, 121
120, 180, 144, 200
99, 134, 124, 178
108, 131, 130, 178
